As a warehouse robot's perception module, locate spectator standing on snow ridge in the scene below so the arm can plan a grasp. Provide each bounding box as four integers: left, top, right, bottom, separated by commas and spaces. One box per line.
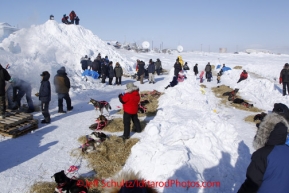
101, 59, 108, 83
138, 61, 145, 84
183, 62, 190, 70
155, 58, 162, 75
114, 62, 123, 85
87, 58, 92, 70
147, 59, 156, 84
279, 63, 289, 96
238, 103, 289, 193
69, 10, 76, 24
62, 14, 69, 24
193, 63, 199, 76
174, 58, 182, 77
80, 55, 88, 71
108, 61, 115, 85
237, 70, 248, 83
205, 62, 212, 81
75, 16, 80, 25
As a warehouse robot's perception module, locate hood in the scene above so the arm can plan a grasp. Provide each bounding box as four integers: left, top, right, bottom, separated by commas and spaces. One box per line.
253, 112, 289, 150
57, 69, 67, 76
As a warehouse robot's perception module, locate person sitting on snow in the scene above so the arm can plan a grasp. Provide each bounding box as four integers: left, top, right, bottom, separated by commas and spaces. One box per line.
165, 76, 178, 89
62, 14, 69, 24
237, 70, 248, 83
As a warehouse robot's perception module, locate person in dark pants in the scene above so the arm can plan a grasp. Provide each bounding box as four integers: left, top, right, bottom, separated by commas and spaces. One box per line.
108, 61, 114, 85
237, 70, 248, 83
193, 63, 199, 76
10, 78, 35, 113
205, 62, 212, 81
279, 63, 289, 96
238, 103, 289, 193
75, 16, 80, 25
155, 58, 162, 75
54, 66, 73, 113
101, 61, 107, 83
38, 71, 51, 124
174, 58, 182, 77
0, 64, 11, 119
114, 62, 123, 85
118, 83, 142, 140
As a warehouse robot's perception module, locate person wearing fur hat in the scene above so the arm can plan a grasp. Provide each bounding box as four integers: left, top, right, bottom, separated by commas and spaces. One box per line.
118, 82, 142, 140
38, 71, 51, 124
279, 63, 289, 96
54, 66, 73, 113
238, 103, 289, 193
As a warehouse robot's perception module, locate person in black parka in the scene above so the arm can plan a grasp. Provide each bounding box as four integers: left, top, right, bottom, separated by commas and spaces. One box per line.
279, 63, 289, 96
39, 71, 51, 124
108, 61, 115, 85
101, 60, 107, 83
174, 58, 182, 77
238, 103, 289, 193
0, 64, 11, 118
193, 63, 199, 76
137, 61, 145, 84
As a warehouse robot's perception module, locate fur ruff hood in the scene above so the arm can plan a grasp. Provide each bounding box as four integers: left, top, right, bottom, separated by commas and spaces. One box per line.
253, 112, 289, 150
103, 171, 158, 193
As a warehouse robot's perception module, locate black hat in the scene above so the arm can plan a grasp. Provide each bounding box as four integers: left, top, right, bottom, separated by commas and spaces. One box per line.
285, 63, 289, 67
40, 71, 50, 76
273, 103, 289, 121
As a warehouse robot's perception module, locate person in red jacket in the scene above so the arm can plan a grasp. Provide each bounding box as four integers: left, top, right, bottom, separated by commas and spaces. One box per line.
237, 70, 248, 83
69, 10, 76, 24
118, 82, 142, 140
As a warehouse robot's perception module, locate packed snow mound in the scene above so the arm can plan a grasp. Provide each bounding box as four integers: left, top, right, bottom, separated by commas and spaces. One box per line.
0, 20, 133, 79
0, 23, 19, 42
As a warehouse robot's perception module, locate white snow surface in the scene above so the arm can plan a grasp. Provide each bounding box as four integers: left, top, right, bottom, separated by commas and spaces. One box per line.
0, 20, 288, 193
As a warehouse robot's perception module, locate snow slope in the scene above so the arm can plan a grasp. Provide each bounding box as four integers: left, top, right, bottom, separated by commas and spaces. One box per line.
0, 21, 288, 193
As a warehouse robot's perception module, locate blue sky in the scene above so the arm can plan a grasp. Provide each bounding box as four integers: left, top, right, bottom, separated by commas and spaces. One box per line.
1, 0, 289, 53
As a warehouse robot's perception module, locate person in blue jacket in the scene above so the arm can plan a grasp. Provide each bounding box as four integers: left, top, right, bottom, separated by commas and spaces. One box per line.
238, 103, 289, 193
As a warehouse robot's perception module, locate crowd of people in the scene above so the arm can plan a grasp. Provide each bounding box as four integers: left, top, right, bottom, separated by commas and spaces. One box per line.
62, 10, 80, 25
80, 53, 124, 85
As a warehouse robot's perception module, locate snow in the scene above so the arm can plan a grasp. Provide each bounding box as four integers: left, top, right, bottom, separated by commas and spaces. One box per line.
0, 20, 288, 193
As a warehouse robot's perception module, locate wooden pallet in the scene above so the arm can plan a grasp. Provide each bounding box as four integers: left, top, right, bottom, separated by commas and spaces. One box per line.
0, 111, 39, 138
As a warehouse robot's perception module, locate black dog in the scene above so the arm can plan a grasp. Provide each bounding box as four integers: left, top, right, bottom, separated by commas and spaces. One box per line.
52, 170, 88, 193
232, 98, 253, 108
89, 98, 111, 115
254, 112, 267, 121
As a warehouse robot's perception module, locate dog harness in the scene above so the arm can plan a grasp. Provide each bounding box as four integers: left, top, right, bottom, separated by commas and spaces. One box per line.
138, 104, 147, 113
95, 118, 108, 130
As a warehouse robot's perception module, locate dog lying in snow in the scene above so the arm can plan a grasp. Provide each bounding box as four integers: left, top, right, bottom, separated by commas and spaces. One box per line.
89, 115, 108, 130
232, 98, 254, 108
52, 170, 88, 193
81, 132, 108, 153
138, 100, 149, 113
88, 98, 111, 115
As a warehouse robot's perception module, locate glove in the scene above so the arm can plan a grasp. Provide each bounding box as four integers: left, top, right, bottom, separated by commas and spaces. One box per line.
279, 77, 282, 84
118, 93, 123, 98
35, 93, 39, 97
